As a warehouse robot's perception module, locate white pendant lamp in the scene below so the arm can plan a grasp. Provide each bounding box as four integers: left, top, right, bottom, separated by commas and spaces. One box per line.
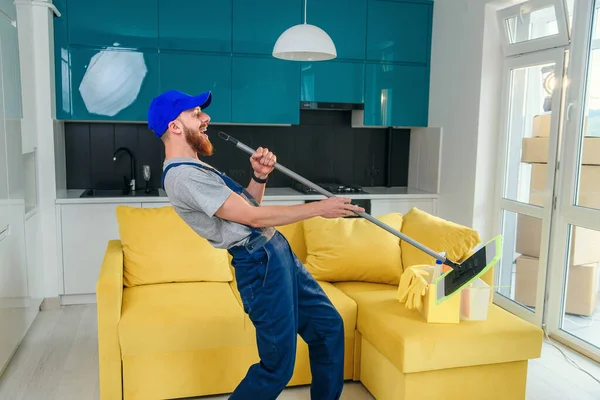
272, 0, 337, 61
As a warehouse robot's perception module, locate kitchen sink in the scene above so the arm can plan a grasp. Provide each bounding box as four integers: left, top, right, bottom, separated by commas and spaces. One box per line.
80, 188, 161, 198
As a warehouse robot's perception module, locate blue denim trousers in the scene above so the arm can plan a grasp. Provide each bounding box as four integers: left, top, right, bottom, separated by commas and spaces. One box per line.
227, 231, 345, 400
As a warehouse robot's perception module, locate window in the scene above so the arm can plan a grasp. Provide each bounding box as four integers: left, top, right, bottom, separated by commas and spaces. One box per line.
497, 0, 570, 56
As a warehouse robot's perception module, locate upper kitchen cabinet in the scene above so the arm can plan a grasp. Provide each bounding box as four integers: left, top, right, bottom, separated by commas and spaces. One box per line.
159, 51, 232, 123
233, 0, 301, 55
232, 55, 300, 124
363, 62, 429, 127
305, 0, 367, 60
67, 0, 159, 49
301, 60, 364, 104
0, 0, 16, 19
68, 47, 159, 122
366, 0, 433, 64
158, 0, 232, 52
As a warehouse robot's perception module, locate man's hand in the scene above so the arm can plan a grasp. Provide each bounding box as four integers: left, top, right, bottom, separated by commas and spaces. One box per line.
250, 147, 276, 178
317, 197, 365, 218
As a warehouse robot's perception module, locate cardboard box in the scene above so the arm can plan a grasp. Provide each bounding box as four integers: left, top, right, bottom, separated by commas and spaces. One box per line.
515, 255, 598, 316
532, 114, 551, 137
528, 163, 600, 209
522, 137, 600, 165
531, 114, 588, 138
516, 214, 600, 265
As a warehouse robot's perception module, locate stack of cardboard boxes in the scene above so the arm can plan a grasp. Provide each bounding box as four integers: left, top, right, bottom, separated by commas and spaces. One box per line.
515, 113, 600, 316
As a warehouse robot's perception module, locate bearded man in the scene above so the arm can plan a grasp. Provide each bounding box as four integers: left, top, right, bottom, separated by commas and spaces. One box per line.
147, 90, 364, 400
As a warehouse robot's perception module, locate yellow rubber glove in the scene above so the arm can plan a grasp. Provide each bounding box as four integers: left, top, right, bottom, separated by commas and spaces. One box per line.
397, 265, 430, 312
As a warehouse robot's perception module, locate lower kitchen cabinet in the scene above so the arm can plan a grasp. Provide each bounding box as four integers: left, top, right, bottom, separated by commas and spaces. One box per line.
370, 198, 436, 217
141, 202, 170, 208
59, 202, 142, 295
57, 197, 435, 298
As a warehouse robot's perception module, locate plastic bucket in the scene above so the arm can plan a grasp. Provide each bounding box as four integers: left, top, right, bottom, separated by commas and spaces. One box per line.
460, 278, 491, 321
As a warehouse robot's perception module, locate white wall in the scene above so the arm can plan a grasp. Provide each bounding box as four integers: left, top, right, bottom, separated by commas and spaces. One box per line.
15, 1, 64, 301
0, 1, 42, 375
428, 0, 505, 240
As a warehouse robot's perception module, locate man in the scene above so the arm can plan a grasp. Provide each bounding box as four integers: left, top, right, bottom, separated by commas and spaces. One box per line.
148, 89, 365, 400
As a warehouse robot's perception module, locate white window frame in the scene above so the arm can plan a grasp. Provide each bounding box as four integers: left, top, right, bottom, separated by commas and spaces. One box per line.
492, 47, 566, 327
545, 0, 600, 361
497, 0, 570, 56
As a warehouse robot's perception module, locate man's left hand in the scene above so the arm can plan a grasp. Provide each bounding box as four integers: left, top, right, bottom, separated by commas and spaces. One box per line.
250, 147, 277, 178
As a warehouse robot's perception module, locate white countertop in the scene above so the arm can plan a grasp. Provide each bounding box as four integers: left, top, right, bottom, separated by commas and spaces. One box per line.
56, 186, 438, 204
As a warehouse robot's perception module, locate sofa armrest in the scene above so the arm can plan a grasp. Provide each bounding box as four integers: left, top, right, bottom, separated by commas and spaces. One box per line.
96, 240, 124, 400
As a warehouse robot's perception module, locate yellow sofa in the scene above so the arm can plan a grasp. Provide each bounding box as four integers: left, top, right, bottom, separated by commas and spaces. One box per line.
96, 206, 543, 400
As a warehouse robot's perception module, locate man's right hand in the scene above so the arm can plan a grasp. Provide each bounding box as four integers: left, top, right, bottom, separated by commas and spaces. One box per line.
317, 197, 365, 218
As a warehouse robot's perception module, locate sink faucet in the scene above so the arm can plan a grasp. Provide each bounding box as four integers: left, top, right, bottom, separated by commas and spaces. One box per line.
113, 147, 136, 192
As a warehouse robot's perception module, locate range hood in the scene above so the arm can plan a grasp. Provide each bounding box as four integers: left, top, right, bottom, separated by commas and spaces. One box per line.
300, 101, 364, 111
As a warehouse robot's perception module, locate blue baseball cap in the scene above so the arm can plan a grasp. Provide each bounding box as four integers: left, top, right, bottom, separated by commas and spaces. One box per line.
148, 89, 212, 137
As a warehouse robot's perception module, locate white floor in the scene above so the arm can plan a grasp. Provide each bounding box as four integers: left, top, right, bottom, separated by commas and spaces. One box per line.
0, 304, 599, 400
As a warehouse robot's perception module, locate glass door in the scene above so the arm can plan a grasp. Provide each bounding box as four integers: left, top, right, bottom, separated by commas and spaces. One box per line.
546, 0, 600, 361
493, 47, 566, 326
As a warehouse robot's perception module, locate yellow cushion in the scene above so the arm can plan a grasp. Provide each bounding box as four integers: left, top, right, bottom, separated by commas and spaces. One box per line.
119, 282, 253, 356
115, 205, 233, 287
334, 282, 543, 373
119, 280, 357, 357
400, 208, 481, 270
275, 221, 307, 264
302, 213, 404, 284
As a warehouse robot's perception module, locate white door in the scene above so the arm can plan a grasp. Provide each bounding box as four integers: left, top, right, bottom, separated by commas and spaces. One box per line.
545, 0, 600, 361
493, 0, 572, 326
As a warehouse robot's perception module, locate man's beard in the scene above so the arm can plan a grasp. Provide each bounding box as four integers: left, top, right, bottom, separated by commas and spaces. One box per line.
184, 125, 213, 156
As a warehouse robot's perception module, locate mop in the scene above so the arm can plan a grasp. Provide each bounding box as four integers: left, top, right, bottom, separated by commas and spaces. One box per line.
218, 131, 502, 304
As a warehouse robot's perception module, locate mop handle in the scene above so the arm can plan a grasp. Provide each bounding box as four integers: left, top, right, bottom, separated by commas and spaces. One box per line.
217, 131, 447, 264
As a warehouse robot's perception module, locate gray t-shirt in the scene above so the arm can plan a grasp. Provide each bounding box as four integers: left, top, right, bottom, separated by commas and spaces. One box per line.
162, 157, 252, 249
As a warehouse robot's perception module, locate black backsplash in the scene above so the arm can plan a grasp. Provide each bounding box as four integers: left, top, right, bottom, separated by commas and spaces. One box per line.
64, 110, 411, 190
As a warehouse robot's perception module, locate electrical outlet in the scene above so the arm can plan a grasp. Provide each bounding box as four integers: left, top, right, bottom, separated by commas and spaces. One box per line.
230, 169, 246, 179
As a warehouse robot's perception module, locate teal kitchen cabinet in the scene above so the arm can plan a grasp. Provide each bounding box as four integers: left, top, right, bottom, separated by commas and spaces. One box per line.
0, 0, 16, 19
67, 0, 158, 49
69, 47, 159, 121
366, 0, 433, 64
301, 60, 364, 104
363, 62, 429, 127
53, 0, 70, 120
233, 0, 301, 55
305, 0, 367, 60
232, 55, 300, 124
159, 51, 232, 123
158, 0, 232, 52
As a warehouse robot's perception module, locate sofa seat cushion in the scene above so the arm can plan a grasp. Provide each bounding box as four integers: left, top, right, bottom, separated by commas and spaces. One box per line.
333, 282, 543, 373
119, 280, 358, 358
119, 282, 254, 356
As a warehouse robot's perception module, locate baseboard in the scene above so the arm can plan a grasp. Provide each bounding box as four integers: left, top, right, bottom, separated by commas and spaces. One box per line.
41, 297, 61, 310
60, 294, 96, 305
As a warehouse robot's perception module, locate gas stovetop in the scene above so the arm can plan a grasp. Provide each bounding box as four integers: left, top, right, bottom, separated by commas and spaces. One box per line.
294, 182, 368, 195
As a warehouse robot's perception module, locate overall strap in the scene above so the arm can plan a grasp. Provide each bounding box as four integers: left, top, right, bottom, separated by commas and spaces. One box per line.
161, 161, 221, 191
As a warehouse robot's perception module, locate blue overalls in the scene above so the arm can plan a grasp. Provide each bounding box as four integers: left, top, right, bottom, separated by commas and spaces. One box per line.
162, 161, 345, 400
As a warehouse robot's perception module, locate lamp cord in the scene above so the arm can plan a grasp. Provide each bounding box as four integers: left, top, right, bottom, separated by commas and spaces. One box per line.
542, 326, 600, 386
303, 0, 307, 24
